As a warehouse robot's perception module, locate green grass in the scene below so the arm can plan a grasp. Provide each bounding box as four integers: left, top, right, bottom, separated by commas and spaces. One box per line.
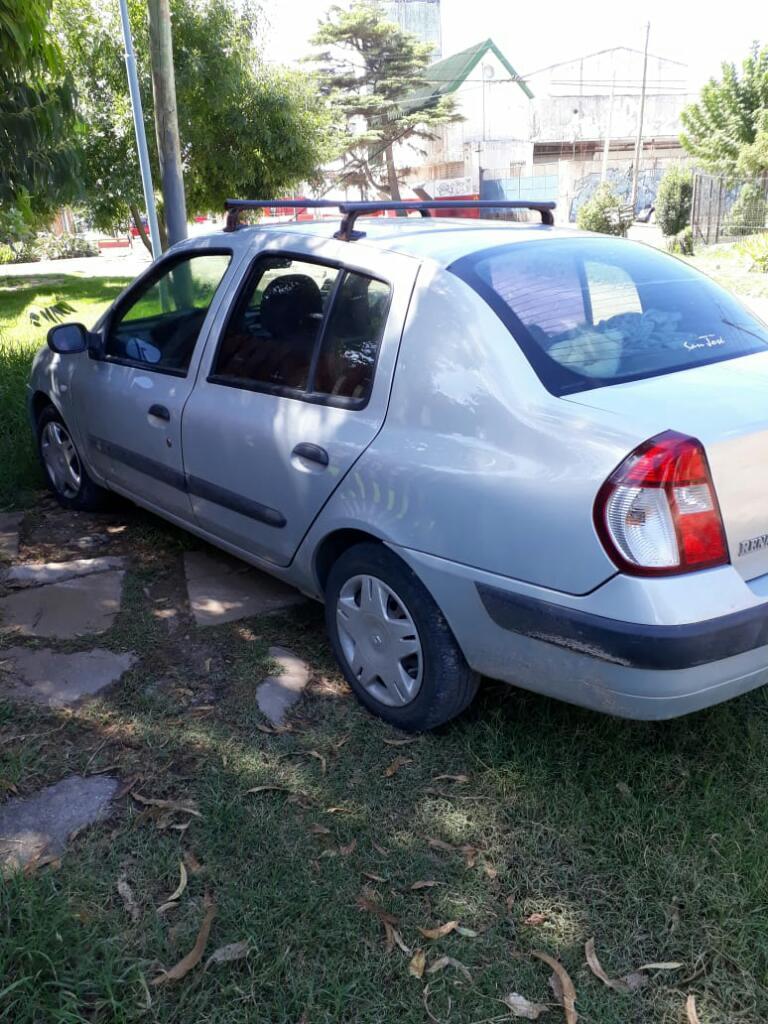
685, 243, 768, 300
0, 274, 131, 509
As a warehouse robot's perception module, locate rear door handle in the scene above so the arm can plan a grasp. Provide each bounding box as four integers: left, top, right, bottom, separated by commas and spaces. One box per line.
148, 403, 170, 421
292, 442, 329, 467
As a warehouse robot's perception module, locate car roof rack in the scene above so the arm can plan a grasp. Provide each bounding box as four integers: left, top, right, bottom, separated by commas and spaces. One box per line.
223, 198, 556, 241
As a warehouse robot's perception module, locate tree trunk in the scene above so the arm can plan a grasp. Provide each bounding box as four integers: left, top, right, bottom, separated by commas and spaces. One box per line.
129, 203, 152, 253
384, 144, 405, 214
147, 0, 187, 246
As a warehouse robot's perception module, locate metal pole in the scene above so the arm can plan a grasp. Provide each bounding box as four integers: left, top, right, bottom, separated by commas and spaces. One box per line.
117, 0, 161, 259
601, 71, 616, 183
630, 21, 650, 212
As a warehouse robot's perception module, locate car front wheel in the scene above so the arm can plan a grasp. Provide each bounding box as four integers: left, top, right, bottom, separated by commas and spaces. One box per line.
325, 543, 479, 731
37, 406, 109, 511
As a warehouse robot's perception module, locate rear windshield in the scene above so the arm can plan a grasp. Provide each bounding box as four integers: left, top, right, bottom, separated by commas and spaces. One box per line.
449, 237, 768, 395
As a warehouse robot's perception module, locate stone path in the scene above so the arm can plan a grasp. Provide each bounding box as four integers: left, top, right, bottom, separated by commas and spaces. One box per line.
0, 647, 136, 707
256, 646, 311, 727
0, 775, 118, 874
0, 569, 125, 638
184, 549, 305, 627
0, 512, 23, 561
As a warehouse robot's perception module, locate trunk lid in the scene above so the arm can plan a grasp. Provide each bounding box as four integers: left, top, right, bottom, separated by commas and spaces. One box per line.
563, 351, 768, 582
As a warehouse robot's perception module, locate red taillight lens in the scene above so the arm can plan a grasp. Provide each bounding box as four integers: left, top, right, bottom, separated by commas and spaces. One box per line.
594, 431, 729, 576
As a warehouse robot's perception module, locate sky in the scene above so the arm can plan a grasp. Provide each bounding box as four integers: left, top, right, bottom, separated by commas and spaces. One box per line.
261, 0, 762, 93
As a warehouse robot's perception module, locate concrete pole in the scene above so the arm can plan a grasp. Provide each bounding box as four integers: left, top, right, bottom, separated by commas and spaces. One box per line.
601, 71, 616, 184
117, 0, 162, 259
147, 0, 187, 246
630, 21, 650, 212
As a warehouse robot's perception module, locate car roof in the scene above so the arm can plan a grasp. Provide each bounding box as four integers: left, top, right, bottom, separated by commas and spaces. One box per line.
190, 216, 591, 267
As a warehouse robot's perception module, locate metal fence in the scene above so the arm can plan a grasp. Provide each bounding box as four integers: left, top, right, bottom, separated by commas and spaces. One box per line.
691, 173, 768, 245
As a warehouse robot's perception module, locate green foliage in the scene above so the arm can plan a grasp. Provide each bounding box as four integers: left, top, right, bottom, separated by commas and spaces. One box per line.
0, 243, 14, 264
667, 225, 694, 256
0, 0, 79, 213
737, 231, 768, 272
681, 43, 768, 174
307, 1, 461, 197
726, 181, 768, 236
576, 184, 632, 236
55, 0, 333, 233
737, 109, 768, 176
655, 165, 693, 237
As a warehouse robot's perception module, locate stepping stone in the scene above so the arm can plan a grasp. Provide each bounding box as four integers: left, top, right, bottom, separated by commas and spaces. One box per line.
0, 512, 23, 562
0, 775, 118, 874
256, 646, 311, 726
0, 570, 125, 638
0, 647, 136, 707
4, 556, 125, 588
184, 550, 304, 627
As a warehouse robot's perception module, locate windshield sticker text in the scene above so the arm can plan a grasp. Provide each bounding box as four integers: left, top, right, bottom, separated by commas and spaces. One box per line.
684, 334, 726, 352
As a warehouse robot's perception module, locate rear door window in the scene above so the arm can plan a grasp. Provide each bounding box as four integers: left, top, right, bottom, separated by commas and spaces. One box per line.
450, 237, 768, 394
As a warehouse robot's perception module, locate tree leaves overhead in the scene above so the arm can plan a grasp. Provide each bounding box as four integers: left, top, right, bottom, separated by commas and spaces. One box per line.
54, 0, 334, 233
306, 1, 461, 198
680, 42, 768, 175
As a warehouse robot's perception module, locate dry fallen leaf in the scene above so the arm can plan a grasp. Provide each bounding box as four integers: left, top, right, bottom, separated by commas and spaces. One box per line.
383, 920, 412, 955
409, 948, 427, 979
244, 785, 291, 796
23, 851, 60, 876
686, 994, 701, 1024
427, 956, 471, 981
504, 992, 550, 1020
428, 838, 455, 853
455, 925, 479, 937
532, 950, 578, 1024
636, 961, 683, 971
255, 723, 290, 735
132, 793, 202, 818
483, 860, 498, 881
152, 896, 216, 986
310, 824, 332, 836
183, 851, 205, 876
584, 938, 648, 993
164, 862, 188, 905
432, 774, 469, 784
418, 920, 459, 940
117, 874, 140, 923
525, 913, 548, 927
384, 756, 413, 778
205, 940, 249, 969
372, 841, 390, 857
157, 901, 179, 915
339, 839, 357, 857
356, 897, 398, 926
308, 750, 327, 774
462, 845, 479, 869
383, 737, 419, 746
363, 872, 386, 883
409, 880, 442, 891
0, 778, 18, 794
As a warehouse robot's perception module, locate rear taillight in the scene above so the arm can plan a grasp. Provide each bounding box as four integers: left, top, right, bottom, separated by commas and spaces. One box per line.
594, 431, 729, 576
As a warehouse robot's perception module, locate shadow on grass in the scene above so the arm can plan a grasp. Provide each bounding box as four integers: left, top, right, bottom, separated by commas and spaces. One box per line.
0, 275, 133, 327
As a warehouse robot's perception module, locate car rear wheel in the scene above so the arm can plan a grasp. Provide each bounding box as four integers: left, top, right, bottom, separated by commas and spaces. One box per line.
37, 406, 110, 511
325, 543, 479, 731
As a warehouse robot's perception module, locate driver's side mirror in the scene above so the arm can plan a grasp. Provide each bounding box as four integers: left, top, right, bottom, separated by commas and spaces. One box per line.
47, 323, 89, 354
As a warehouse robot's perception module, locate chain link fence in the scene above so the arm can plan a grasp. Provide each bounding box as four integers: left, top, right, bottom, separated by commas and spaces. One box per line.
691, 173, 768, 245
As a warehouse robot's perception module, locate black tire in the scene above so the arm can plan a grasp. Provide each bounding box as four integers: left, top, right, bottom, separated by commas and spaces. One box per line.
325, 542, 480, 731
36, 406, 110, 512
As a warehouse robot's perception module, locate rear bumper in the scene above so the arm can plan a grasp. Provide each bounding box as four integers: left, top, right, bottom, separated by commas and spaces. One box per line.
476, 584, 768, 670
393, 545, 768, 720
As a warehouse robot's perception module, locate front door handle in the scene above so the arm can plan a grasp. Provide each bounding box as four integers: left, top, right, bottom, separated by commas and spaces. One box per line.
292, 442, 329, 467
148, 403, 170, 421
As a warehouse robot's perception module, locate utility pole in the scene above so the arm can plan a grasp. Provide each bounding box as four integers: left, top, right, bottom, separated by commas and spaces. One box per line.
117, 0, 161, 260
630, 21, 650, 213
601, 71, 616, 184
147, 0, 187, 247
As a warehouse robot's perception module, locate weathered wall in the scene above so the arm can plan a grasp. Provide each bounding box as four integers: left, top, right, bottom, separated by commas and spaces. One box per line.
380, 0, 442, 57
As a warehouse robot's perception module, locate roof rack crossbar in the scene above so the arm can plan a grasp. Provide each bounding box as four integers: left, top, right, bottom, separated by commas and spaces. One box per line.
223, 198, 556, 239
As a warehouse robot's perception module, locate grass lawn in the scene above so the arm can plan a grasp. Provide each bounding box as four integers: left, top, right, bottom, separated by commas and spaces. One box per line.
0, 273, 131, 510
2, 255, 768, 1023
685, 243, 768, 301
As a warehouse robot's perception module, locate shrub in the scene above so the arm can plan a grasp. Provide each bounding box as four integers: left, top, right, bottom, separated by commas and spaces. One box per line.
737, 232, 768, 272
655, 165, 693, 237
576, 184, 632, 236
0, 244, 14, 265
726, 182, 768, 237
667, 225, 694, 255
32, 234, 99, 260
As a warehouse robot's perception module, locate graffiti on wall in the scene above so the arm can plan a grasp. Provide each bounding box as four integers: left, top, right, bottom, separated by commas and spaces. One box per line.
569, 166, 664, 221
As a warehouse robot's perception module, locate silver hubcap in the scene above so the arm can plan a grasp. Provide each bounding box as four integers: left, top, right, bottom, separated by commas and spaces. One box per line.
41, 421, 82, 498
336, 574, 423, 707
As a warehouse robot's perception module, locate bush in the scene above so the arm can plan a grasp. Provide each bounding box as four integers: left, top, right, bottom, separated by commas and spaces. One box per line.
10, 233, 99, 264
666, 225, 694, 255
726, 182, 768, 237
737, 232, 768, 272
655, 165, 693, 237
0, 244, 15, 265
576, 184, 632, 236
